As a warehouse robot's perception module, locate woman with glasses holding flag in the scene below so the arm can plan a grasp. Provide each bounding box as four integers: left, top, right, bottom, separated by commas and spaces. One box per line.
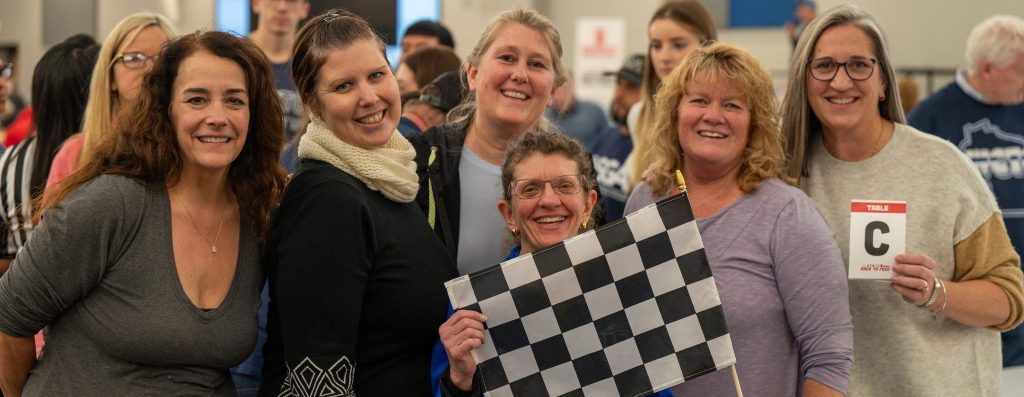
782, 4, 1023, 396
439, 131, 682, 396
45, 12, 175, 189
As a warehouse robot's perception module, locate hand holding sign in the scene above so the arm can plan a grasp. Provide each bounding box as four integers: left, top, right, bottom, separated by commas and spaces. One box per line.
891, 253, 939, 306
848, 200, 906, 280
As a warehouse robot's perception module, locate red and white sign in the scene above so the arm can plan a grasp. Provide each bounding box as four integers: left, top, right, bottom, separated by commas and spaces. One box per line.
848, 200, 907, 280
574, 17, 624, 109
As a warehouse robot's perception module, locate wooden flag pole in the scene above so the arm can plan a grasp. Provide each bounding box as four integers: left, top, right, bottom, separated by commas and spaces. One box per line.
730, 365, 744, 397
675, 170, 687, 192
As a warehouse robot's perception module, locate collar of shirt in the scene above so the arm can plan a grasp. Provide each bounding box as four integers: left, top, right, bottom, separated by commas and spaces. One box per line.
955, 68, 994, 105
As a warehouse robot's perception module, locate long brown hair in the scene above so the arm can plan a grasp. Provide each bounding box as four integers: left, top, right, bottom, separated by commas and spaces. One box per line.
40, 31, 288, 244
403, 45, 462, 89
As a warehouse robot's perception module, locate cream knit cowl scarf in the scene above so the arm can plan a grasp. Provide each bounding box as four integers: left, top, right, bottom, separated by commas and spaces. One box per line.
297, 115, 419, 203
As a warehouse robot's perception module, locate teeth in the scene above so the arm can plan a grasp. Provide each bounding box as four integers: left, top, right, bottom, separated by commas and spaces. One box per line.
357, 112, 384, 124
829, 97, 855, 105
502, 90, 528, 100
536, 216, 566, 224
698, 131, 726, 138
198, 136, 229, 143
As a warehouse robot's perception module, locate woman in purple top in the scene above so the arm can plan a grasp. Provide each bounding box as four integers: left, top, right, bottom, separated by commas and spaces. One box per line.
624, 43, 853, 396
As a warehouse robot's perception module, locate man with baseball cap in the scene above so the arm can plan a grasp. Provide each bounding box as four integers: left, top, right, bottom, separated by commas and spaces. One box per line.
604, 53, 644, 131
398, 71, 466, 136
590, 54, 645, 221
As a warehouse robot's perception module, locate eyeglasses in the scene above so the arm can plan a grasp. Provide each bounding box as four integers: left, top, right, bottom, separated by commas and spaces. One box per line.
509, 174, 585, 199
113, 52, 158, 70
807, 57, 879, 81
1, 63, 12, 79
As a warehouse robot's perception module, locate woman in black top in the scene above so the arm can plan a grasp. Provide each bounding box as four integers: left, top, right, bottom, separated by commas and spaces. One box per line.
259, 9, 456, 396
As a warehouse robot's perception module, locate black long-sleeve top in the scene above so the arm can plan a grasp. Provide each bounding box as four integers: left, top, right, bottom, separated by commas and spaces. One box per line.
259, 159, 457, 396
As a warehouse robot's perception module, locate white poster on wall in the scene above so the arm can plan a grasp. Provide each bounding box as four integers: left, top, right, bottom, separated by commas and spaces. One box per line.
574, 17, 625, 112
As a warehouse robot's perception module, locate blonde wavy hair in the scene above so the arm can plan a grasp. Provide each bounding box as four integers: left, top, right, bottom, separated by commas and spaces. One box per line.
645, 42, 784, 197
78, 12, 176, 166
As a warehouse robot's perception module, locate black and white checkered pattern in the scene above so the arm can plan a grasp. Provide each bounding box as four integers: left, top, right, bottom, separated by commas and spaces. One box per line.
445, 193, 735, 396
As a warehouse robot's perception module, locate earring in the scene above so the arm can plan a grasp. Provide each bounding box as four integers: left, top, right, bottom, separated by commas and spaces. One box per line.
511, 226, 519, 236
579, 221, 588, 232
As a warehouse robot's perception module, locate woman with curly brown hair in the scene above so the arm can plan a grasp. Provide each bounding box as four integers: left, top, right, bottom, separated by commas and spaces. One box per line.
0, 31, 287, 396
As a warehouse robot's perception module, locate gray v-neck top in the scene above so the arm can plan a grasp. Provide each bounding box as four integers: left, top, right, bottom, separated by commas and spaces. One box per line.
0, 174, 261, 396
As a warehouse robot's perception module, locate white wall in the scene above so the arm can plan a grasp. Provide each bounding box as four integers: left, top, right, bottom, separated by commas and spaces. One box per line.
443, 0, 1024, 102
442, 0, 534, 60
97, 0, 215, 39
3, 0, 1024, 102
0, 0, 45, 101
0, 0, 215, 102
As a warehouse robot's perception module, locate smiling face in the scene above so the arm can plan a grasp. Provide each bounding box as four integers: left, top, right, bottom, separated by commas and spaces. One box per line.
806, 24, 887, 137
649, 18, 701, 80
171, 50, 250, 176
499, 153, 597, 254
112, 25, 169, 106
467, 23, 558, 134
312, 39, 401, 150
677, 74, 751, 176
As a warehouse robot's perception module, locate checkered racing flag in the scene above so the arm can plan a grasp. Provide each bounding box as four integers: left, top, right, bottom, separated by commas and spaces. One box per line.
444, 193, 735, 396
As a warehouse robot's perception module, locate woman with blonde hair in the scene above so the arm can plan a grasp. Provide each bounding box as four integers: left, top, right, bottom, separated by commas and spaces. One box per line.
411, 7, 566, 276
624, 42, 853, 396
781, 4, 1023, 395
628, 0, 716, 188
46, 12, 175, 188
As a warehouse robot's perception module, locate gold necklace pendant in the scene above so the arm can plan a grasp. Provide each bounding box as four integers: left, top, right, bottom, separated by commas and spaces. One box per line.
174, 190, 225, 255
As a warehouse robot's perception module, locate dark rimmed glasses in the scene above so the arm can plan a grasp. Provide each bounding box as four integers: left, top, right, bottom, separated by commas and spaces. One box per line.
509, 174, 585, 199
807, 57, 880, 81
113, 52, 158, 70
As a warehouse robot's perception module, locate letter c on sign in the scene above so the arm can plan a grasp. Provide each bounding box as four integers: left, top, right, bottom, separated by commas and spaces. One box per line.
865, 221, 890, 256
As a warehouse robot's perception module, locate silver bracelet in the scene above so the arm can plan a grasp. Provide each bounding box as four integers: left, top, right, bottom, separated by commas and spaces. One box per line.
920, 277, 942, 309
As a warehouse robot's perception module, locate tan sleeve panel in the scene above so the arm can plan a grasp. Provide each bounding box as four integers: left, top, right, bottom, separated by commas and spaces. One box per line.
953, 212, 1024, 331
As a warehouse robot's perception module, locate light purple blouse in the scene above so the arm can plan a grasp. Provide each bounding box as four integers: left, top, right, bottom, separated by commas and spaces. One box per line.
625, 178, 853, 396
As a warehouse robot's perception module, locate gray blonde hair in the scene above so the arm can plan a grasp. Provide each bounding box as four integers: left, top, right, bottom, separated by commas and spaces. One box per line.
781, 4, 905, 181
965, 15, 1024, 76
446, 7, 565, 133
